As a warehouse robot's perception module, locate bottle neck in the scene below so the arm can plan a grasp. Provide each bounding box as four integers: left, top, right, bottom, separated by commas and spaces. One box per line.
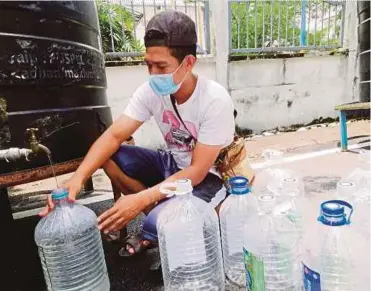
175, 191, 192, 199
53, 197, 70, 207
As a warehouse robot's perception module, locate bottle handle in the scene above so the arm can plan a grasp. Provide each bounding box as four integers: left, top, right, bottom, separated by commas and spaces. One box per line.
322, 199, 354, 224
159, 182, 177, 197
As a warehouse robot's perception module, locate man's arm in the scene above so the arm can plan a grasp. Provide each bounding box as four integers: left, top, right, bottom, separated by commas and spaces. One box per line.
97, 142, 222, 232
39, 115, 143, 216
69, 115, 143, 193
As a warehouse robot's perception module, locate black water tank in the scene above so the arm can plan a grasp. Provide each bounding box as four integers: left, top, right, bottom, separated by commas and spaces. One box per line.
0, 1, 112, 174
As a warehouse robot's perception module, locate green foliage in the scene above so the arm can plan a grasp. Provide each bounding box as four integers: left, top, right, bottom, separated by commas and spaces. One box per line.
230, 0, 342, 51
96, 0, 144, 53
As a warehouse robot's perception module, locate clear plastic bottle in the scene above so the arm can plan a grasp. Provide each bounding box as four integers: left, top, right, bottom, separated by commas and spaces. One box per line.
345, 150, 371, 197
219, 176, 257, 287
353, 193, 370, 243
336, 180, 357, 202
34, 188, 110, 291
275, 177, 304, 239
254, 149, 294, 196
302, 200, 358, 291
243, 193, 302, 291
336, 179, 370, 243
157, 179, 225, 291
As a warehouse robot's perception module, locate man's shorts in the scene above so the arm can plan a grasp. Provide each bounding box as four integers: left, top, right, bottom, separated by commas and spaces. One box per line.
112, 144, 227, 241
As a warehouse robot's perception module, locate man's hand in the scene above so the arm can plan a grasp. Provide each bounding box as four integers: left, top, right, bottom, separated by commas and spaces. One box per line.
97, 193, 147, 234
38, 175, 83, 217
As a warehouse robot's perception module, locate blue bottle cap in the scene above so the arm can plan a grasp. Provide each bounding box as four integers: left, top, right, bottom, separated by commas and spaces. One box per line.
318, 200, 353, 226
51, 188, 69, 200
228, 176, 250, 195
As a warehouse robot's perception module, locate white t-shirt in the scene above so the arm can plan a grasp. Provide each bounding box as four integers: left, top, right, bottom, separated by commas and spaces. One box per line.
124, 76, 235, 175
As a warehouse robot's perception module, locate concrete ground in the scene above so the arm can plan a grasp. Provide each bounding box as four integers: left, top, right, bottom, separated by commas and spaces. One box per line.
5, 120, 370, 291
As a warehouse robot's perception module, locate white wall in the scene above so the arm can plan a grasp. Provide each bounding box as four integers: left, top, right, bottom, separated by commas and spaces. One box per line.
105, 54, 355, 146
230, 55, 355, 131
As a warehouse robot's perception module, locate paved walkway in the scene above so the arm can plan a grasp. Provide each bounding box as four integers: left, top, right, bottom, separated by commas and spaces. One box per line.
9, 120, 370, 201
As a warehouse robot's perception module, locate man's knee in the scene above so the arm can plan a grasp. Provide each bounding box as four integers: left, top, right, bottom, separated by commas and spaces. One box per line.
142, 199, 172, 242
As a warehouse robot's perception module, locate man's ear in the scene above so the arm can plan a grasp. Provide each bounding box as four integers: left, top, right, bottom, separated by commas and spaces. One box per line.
185, 55, 197, 71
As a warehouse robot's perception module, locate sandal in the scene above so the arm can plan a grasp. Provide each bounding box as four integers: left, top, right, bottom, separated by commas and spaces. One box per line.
118, 234, 156, 257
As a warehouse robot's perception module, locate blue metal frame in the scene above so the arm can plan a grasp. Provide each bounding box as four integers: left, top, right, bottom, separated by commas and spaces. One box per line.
300, 0, 307, 46
339, 111, 348, 151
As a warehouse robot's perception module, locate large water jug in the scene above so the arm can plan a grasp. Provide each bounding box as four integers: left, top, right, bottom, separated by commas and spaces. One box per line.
346, 150, 370, 190
243, 193, 301, 291
34, 188, 110, 291
353, 191, 370, 243
336, 180, 356, 201
220, 176, 257, 287
254, 149, 294, 196
275, 177, 304, 238
302, 200, 366, 291
336, 180, 370, 242
157, 179, 225, 291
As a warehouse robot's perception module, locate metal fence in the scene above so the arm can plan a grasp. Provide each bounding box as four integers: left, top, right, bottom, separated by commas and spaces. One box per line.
229, 0, 346, 54
99, 0, 211, 58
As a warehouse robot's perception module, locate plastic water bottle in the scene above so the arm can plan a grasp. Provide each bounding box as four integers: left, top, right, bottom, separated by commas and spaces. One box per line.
243, 193, 302, 291
275, 177, 304, 238
220, 176, 257, 287
336, 180, 357, 202
345, 150, 370, 198
353, 192, 370, 243
302, 200, 358, 291
336, 179, 370, 242
157, 179, 225, 291
254, 149, 294, 196
34, 188, 110, 291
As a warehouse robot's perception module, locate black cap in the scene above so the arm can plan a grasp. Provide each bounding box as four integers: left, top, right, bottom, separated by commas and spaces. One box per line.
144, 10, 197, 47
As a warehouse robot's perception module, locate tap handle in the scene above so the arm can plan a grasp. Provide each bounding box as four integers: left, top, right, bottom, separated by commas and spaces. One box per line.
26, 128, 39, 140
26, 128, 39, 134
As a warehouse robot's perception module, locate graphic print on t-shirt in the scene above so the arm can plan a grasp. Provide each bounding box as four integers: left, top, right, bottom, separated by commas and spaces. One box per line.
162, 110, 197, 151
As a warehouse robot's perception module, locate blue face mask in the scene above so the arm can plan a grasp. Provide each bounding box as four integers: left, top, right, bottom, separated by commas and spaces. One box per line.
149, 58, 188, 96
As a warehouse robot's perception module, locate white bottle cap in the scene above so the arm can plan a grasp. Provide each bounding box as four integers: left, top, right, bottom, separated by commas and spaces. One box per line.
337, 181, 356, 199
160, 179, 193, 197
175, 179, 193, 195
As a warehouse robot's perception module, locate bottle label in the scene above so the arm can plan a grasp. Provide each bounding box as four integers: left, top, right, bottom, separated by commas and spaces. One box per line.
243, 247, 265, 291
303, 263, 321, 291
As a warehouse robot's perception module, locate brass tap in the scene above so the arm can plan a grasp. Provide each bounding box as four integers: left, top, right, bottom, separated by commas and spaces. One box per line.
26, 128, 51, 156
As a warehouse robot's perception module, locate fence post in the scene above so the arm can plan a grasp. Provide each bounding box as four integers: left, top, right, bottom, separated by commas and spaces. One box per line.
342, 1, 360, 102
210, 0, 230, 91
300, 0, 307, 46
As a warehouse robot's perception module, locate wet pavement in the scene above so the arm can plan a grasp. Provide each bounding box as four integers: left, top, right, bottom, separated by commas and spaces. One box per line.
4, 122, 370, 291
